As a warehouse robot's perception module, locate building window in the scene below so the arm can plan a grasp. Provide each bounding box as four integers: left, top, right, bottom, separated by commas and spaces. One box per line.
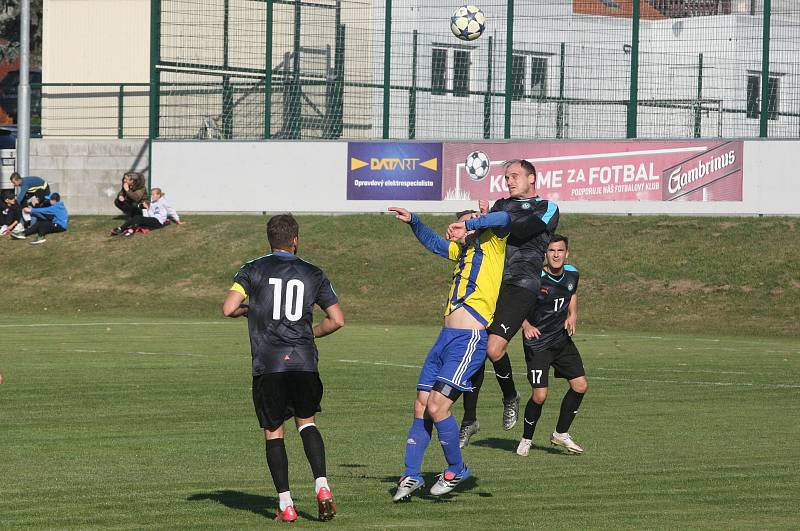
747, 74, 780, 120
531, 56, 548, 99
453, 50, 471, 97
432, 48, 447, 96
511, 54, 526, 101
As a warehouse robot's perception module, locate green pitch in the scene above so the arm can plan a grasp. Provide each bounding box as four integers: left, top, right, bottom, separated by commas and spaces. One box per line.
1, 319, 798, 529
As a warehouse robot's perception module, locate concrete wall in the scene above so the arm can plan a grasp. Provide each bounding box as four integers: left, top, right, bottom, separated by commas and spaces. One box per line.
22, 138, 800, 215
30, 139, 149, 214
152, 139, 800, 215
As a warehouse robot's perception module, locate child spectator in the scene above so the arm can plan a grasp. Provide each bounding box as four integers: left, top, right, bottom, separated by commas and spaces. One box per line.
0, 191, 22, 236
114, 171, 147, 219
110, 188, 179, 236
11, 192, 69, 245
10, 172, 50, 207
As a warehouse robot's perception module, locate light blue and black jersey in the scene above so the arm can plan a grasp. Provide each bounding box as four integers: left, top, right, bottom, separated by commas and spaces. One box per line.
524, 265, 579, 351
490, 196, 559, 292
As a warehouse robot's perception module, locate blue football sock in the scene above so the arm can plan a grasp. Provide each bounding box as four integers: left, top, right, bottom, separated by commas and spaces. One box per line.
403, 417, 433, 477
435, 415, 465, 475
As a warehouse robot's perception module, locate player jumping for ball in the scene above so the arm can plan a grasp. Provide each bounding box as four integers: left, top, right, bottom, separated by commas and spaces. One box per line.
389, 206, 542, 501
459, 159, 559, 447
222, 214, 344, 523
516, 234, 588, 456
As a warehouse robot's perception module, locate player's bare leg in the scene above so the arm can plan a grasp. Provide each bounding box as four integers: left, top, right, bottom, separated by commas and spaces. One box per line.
550, 376, 588, 454
296, 417, 335, 520
487, 334, 520, 430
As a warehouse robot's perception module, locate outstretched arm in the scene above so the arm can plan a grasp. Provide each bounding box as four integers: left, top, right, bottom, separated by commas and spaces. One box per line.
388, 207, 451, 259
447, 211, 511, 241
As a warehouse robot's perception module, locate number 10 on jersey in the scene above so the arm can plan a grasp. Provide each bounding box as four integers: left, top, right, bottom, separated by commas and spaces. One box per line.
268, 278, 305, 321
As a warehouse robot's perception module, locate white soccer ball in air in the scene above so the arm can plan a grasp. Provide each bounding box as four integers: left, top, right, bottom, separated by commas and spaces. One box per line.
465, 150, 490, 181
451, 5, 486, 41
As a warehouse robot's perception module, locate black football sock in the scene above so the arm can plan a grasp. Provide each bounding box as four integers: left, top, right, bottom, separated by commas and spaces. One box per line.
266, 438, 290, 493
299, 424, 327, 479
461, 363, 485, 427
493, 353, 517, 401
523, 398, 543, 440
556, 389, 585, 434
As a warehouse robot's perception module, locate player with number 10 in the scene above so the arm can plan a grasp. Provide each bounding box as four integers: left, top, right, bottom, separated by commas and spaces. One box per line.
222, 214, 345, 523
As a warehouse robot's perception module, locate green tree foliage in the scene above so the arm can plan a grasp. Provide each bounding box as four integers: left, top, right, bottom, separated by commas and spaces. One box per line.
0, 0, 43, 63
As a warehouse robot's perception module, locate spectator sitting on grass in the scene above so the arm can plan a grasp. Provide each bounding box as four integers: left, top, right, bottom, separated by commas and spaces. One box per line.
110, 188, 178, 236
11, 192, 68, 245
10, 172, 50, 207
0, 191, 22, 236
114, 171, 147, 219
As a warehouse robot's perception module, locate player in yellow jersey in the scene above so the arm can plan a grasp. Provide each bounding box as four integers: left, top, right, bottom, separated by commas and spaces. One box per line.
388, 206, 539, 501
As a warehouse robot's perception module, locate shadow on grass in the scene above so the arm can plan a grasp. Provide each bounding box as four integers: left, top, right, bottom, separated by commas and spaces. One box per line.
187, 489, 316, 521
470, 437, 569, 455
381, 473, 489, 502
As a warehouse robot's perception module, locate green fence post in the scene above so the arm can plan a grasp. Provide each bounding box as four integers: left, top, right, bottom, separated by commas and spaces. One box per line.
117, 84, 125, 139
556, 42, 565, 139
148, 0, 161, 142
148, 0, 161, 189
289, 0, 302, 139
222, 0, 233, 139
264, 0, 273, 139
627, 0, 640, 138
408, 30, 417, 139
759, 0, 771, 138
694, 53, 703, 138
503, 0, 514, 139
382, 0, 392, 139
483, 35, 493, 139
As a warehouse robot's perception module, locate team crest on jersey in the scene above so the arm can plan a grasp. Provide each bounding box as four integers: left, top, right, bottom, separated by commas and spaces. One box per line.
522, 202, 531, 209
568, 283, 574, 291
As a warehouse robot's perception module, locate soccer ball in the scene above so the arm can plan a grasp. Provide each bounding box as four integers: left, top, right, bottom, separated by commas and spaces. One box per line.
465, 150, 490, 181
451, 5, 486, 41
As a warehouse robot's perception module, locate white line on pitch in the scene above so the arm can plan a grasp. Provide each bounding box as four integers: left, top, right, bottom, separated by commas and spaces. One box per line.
594, 367, 748, 375
0, 321, 231, 328
337, 359, 800, 390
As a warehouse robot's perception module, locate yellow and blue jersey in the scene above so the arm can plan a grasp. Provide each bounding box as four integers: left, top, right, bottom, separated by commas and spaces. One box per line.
408, 214, 507, 326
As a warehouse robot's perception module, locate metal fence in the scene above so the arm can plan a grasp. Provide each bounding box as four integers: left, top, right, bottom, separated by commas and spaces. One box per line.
37, 0, 800, 140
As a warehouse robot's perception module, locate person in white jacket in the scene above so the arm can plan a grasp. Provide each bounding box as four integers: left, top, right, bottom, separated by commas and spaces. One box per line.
110, 188, 182, 236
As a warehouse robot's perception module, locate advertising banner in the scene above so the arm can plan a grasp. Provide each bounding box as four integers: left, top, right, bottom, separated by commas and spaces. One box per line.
443, 140, 743, 202
347, 142, 442, 200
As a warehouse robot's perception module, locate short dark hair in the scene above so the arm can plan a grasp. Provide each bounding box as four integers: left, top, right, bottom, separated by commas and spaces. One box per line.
49, 193, 61, 203
503, 159, 536, 177
10, 172, 21, 181
455, 209, 478, 220
1, 191, 14, 201
549, 233, 569, 249
267, 214, 299, 250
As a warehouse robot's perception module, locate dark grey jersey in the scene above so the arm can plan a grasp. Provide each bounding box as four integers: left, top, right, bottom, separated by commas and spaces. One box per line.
233, 252, 338, 376
523, 265, 579, 351
491, 197, 559, 292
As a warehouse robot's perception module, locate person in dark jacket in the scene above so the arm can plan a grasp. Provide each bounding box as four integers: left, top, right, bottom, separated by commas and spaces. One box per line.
114, 171, 147, 219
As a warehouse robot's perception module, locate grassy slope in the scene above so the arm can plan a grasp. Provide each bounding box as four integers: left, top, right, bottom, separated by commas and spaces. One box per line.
0, 214, 797, 336
1, 321, 798, 529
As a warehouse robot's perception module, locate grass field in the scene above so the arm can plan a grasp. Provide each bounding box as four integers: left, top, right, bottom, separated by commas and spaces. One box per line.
2, 318, 798, 529
0, 214, 798, 337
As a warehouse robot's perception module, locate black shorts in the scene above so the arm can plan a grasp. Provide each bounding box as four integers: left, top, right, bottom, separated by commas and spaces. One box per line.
252, 371, 323, 432
487, 281, 540, 341
524, 337, 585, 388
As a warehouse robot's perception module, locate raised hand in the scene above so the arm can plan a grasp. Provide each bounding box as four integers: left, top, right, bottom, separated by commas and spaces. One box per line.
447, 222, 468, 241
388, 207, 412, 223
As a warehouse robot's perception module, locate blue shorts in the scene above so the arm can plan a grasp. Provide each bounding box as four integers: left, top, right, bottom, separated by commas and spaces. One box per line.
417, 328, 488, 393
